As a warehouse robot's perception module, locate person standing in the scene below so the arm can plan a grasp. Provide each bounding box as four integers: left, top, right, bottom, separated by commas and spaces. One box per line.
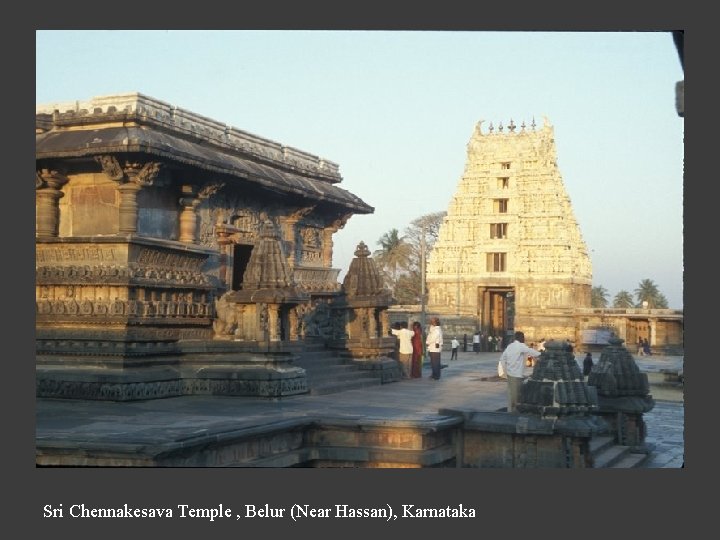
425, 317, 444, 380
499, 331, 541, 413
583, 352, 594, 377
463, 334, 468, 353
472, 331, 481, 353
391, 321, 415, 379
450, 337, 459, 361
411, 321, 423, 378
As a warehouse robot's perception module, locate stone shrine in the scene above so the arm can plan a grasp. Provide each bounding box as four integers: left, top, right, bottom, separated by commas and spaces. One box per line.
586, 337, 655, 449
35, 93, 374, 400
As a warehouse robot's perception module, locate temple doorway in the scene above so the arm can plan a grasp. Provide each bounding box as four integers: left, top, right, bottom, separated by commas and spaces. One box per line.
478, 287, 515, 348
231, 244, 253, 291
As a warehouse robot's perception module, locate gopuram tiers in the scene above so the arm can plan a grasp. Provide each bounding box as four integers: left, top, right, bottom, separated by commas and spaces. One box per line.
426, 117, 592, 343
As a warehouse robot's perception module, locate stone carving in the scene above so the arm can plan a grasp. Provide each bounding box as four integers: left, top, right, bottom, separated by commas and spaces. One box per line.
94, 155, 124, 181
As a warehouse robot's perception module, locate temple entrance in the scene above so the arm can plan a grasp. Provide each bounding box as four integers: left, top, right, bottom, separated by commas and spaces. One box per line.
477, 287, 515, 348
231, 244, 253, 291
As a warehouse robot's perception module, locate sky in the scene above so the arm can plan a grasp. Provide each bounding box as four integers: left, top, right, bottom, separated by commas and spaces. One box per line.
36, 30, 684, 309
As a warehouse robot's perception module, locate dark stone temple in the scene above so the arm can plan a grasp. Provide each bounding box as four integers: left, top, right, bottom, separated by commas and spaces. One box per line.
35, 93, 397, 401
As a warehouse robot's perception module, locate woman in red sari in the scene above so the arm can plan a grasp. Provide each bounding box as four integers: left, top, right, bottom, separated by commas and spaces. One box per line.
411, 321, 423, 378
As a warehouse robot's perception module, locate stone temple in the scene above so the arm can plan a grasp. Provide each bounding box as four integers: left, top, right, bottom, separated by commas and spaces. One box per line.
426, 117, 592, 343
35, 93, 401, 401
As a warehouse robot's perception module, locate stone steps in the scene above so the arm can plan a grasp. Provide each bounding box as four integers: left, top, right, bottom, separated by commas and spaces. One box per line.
589, 435, 649, 468
292, 349, 382, 395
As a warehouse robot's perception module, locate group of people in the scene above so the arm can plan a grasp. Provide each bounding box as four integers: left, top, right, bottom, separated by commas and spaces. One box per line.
471, 331, 505, 353
390, 317, 446, 380
637, 337, 652, 356
391, 322, 600, 412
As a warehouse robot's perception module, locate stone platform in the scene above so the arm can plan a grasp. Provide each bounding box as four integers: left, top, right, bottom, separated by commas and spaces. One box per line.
35, 351, 684, 467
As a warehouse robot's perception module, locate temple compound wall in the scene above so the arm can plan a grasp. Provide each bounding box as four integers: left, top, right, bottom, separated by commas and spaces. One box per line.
35, 93, 379, 400
427, 118, 590, 344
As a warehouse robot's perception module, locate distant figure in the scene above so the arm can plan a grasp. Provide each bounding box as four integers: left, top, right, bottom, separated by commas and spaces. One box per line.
487, 335, 494, 352
472, 331, 481, 353
637, 338, 645, 356
462, 334, 468, 352
642, 338, 652, 356
499, 331, 541, 413
450, 337, 459, 361
390, 321, 414, 379
495, 334, 502, 352
410, 321, 423, 378
583, 352, 594, 377
425, 317, 443, 380
538, 339, 546, 353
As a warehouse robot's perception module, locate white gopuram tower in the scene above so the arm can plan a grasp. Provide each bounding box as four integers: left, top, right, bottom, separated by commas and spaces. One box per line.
426, 117, 592, 343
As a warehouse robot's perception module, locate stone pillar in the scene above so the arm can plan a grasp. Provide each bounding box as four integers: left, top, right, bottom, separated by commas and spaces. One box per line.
35, 169, 68, 237
117, 182, 142, 234
649, 319, 657, 347
322, 228, 334, 267
179, 187, 201, 243
368, 308, 377, 338
289, 308, 299, 341
380, 309, 389, 337
216, 230, 233, 289
268, 305, 280, 341
94, 156, 161, 236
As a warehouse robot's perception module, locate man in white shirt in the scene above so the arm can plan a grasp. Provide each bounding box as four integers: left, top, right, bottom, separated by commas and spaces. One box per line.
499, 331, 541, 413
391, 321, 415, 379
450, 337, 460, 361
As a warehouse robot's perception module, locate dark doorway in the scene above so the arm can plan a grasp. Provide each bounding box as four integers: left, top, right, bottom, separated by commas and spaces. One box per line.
231, 244, 253, 291
478, 287, 515, 347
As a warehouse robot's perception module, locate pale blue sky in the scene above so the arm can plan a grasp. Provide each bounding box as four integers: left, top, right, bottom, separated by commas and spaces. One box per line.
36, 30, 684, 308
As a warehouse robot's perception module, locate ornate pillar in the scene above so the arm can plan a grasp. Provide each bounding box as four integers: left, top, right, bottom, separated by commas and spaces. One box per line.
117, 182, 142, 234
35, 169, 68, 237
95, 155, 161, 235
179, 186, 201, 243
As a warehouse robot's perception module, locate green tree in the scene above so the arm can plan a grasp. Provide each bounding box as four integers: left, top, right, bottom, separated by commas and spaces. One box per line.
591, 286, 609, 308
373, 228, 413, 297
634, 279, 669, 308
612, 290, 635, 308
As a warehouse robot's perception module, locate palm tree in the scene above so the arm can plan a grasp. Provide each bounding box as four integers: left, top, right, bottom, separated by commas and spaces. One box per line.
591, 286, 609, 308
634, 279, 668, 308
373, 228, 413, 295
613, 290, 634, 308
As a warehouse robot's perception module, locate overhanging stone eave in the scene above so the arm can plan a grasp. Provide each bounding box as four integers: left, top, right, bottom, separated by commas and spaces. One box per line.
36, 136, 374, 215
